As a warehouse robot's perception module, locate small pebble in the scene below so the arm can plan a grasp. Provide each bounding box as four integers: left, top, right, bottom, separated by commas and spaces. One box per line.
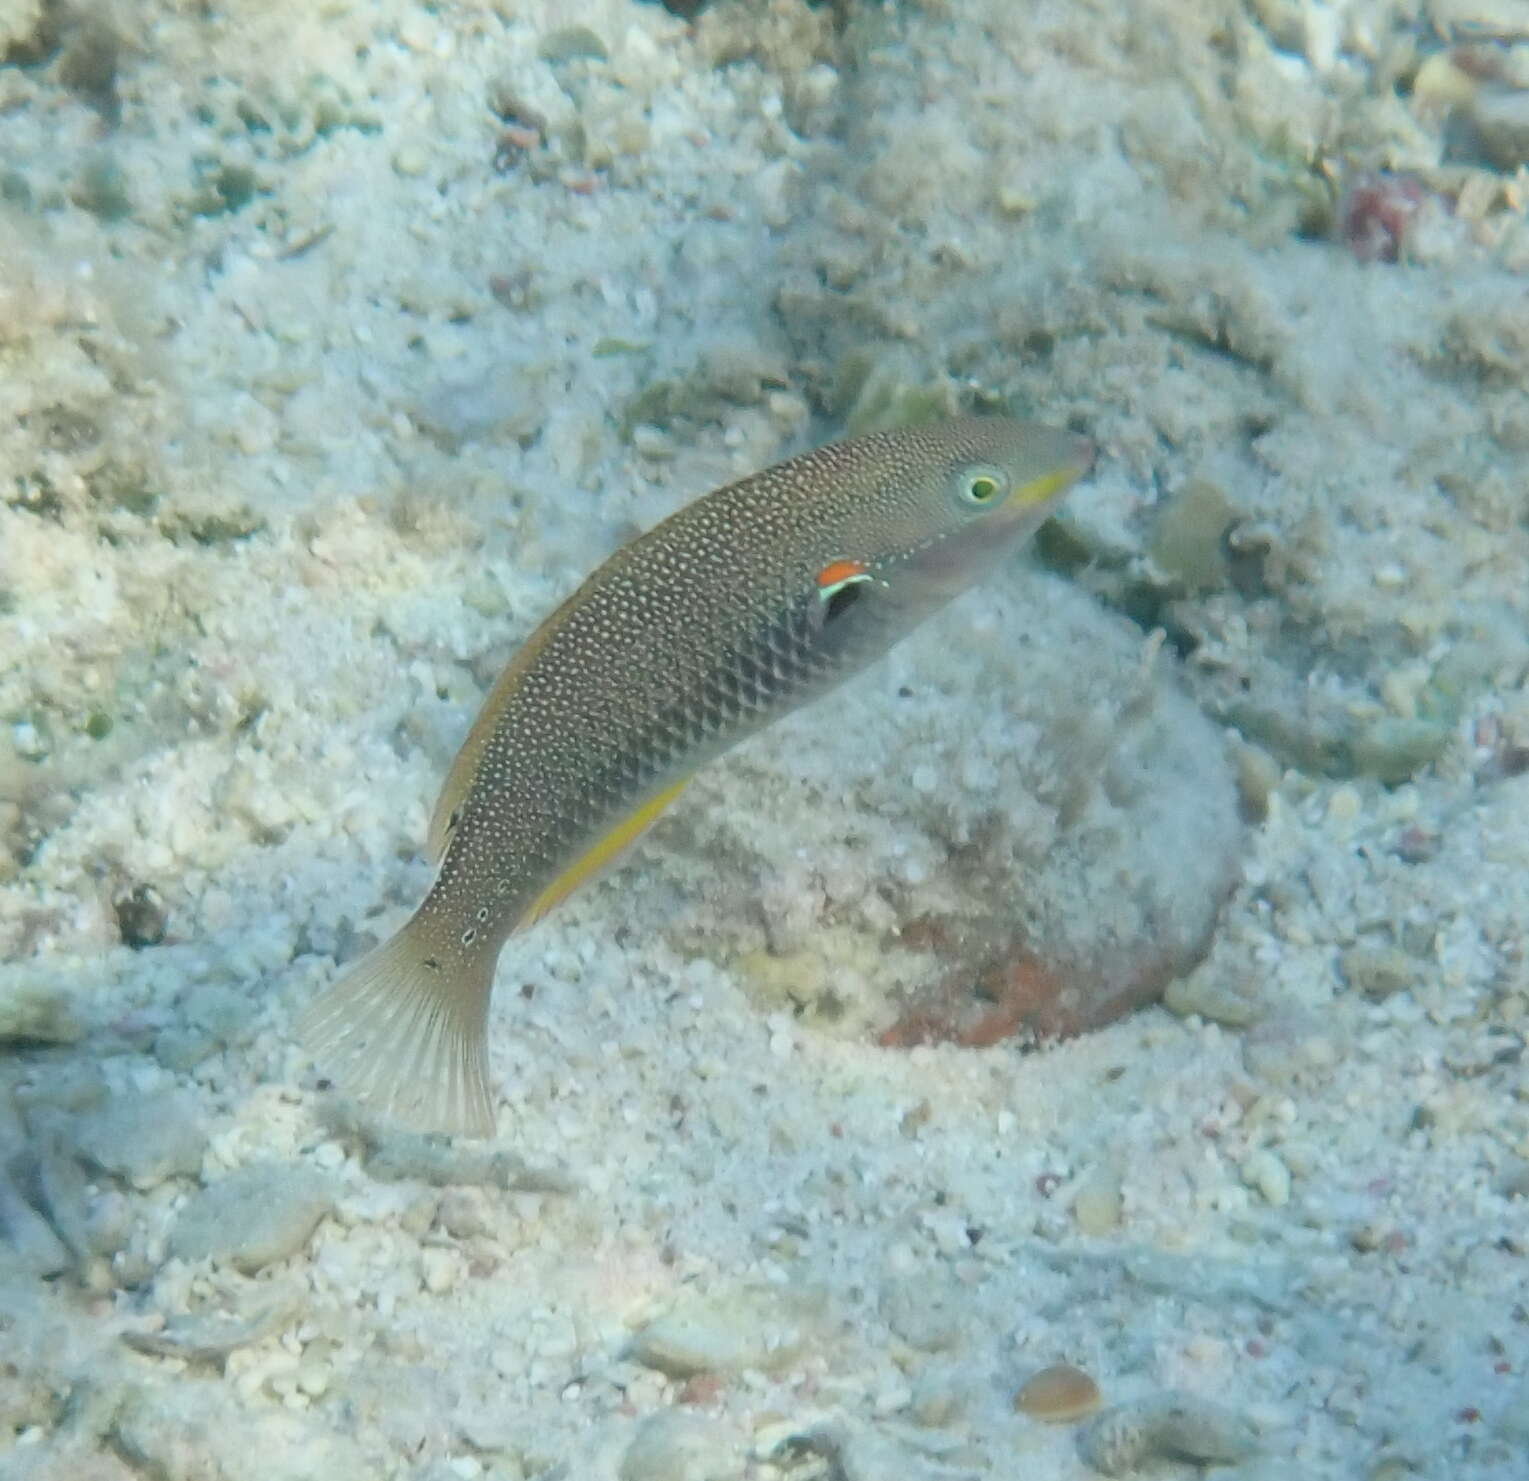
1233, 744, 1280, 824
436, 1187, 495, 1238
1472, 86, 1529, 172
170, 1163, 332, 1273
1072, 1165, 1124, 1235
538, 24, 608, 62
619, 1411, 734, 1481
0, 1163, 71, 1277
1494, 1156, 1529, 1200
1240, 1149, 1292, 1208
1243, 1012, 1338, 1087
631, 1286, 806, 1377
1148, 478, 1238, 592
1014, 1363, 1102, 1423
909, 1368, 965, 1427
73, 1090, 207, 1187
1164, 970, 1261, 1028
420, 1246, 459, 1295
296, 1363, 331, 1398
1338, 945, 1416, 1001
879, 1272, 965, 1353
0, 971, 81, 1044
113, 883, 168, 948
1077, 1392, 1259, 1476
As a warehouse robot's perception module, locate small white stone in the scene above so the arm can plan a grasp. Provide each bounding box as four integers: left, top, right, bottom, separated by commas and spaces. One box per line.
630, 1286, 805, 1377
420, 1247, 459, 1295
1241, 1149, 1292, 1207
295, 1363, 331, 1398
619, 1411, 734, 1481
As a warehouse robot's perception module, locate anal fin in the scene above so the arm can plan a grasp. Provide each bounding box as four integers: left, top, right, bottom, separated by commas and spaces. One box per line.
516, 775, 691, 931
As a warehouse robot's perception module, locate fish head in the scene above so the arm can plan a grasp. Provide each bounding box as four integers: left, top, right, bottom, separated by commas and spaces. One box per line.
869, 417, 1093, 599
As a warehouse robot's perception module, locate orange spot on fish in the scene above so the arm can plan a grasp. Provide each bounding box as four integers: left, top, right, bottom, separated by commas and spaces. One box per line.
816, 559, 869, 591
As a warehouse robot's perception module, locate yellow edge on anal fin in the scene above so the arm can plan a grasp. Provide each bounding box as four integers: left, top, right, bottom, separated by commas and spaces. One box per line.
516, 774, 691, 931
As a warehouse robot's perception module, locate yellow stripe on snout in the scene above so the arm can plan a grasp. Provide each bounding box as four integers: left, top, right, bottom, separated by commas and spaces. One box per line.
1008, 464, 1084, 510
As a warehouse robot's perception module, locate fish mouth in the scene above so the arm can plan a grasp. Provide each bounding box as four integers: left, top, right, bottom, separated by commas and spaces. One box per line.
1001, 434, 1095, 513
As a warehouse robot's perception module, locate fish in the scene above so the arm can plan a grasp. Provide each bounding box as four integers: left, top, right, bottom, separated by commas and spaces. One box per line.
301, 416, 1093, 1136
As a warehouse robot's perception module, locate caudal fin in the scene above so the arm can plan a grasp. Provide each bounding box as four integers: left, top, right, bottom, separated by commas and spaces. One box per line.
299, 914, 496, 1138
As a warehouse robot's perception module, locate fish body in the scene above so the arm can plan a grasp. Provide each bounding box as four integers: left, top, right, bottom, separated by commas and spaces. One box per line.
302, 417, 1092, 1134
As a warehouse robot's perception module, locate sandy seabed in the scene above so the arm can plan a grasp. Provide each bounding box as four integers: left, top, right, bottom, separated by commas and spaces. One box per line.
3, 2, 1529, 1478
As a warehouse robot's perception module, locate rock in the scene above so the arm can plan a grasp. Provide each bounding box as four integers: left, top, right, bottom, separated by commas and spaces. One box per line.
630, 1285, 809, 1377
537, 24, 608, 62
0, 968, 82, 1044
729, 577, 1245, 1052
74, 1090, 207, 1186
436, 1187, 496, 1238
879, 1271, 966, 1353
1242, 1011, 1339, 1087
1348, 717, 1453, 784
1148, 479, 1240, 592
753, 1417, 931, 1481
152, 1027, 218, 1072
1493, 1155, 1529, 1200
113, 883, 167, 948
170, 1163, 332, 1273
1473, 81, 1529, 169
1430, 0, 1529, 43
1338, 945, 1416, 1001
0, 1159, 70, 1277
121, 1289, 303, 1364
418, 1246, 459, 1295
908, 1367, 966, 1427
414, 364, 548, 451
181, 981, 253, 1046
1077, 1392, 1259, 1475
1163, 963, 1262, 1027
1240, 1149, 1292, 1207
327, 1106, 574, 1194
21, 1133, 97, 1266
1072, 1163, 1124, 1235
0, 0, 42, 54
620, 1411, 735, 1481
0, 1436, 139, 1481
112, 1385, 372, 1481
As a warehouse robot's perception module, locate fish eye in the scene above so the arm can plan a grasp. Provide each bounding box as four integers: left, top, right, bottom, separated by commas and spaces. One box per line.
956, 465, 1008, 508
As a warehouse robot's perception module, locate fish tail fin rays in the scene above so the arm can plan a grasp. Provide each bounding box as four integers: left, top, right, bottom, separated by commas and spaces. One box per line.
300, 913, 496, 1138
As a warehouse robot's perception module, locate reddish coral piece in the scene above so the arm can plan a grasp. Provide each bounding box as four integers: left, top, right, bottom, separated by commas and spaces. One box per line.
877, 955, 1068, 1048
878, 935, 1188, 1051
677, 1373, 724, 1406
1339, 172, 1426, 264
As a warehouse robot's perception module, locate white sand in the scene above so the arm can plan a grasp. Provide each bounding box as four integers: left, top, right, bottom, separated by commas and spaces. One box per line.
3, 2, 1528, 1478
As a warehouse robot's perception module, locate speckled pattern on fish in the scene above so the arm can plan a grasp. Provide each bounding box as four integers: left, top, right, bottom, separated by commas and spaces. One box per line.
301, 417, 1092, 1135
